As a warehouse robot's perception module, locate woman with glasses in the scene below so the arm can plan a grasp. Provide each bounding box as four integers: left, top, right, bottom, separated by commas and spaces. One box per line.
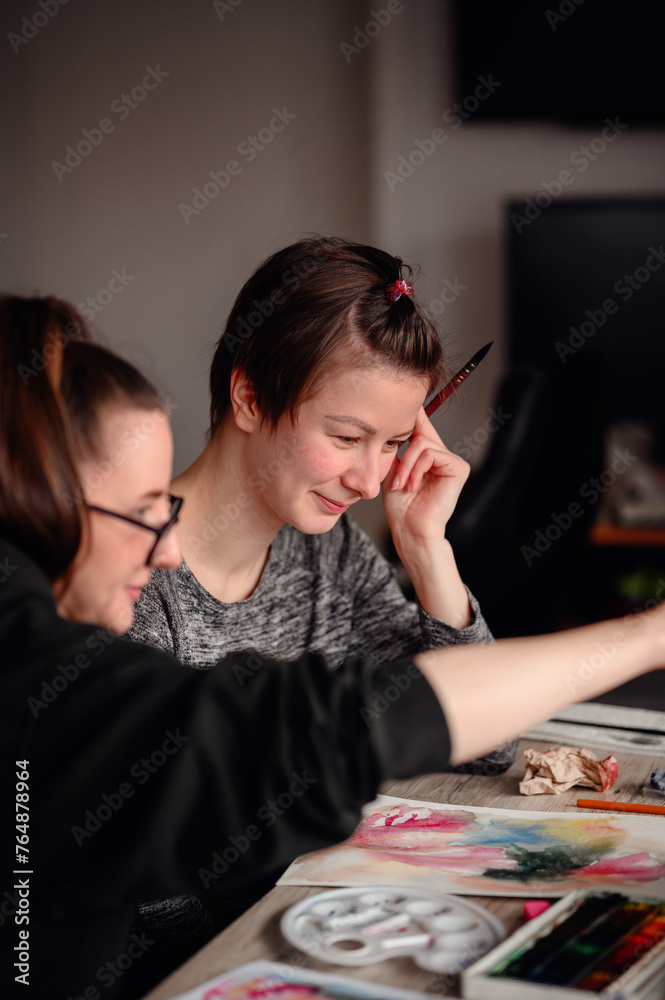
1, 292, 441, 995
2, 293, 664, 999
87, 495, 183, 570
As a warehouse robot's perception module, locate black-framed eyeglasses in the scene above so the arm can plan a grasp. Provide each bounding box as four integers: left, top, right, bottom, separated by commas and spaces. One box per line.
87, 494, 183, 566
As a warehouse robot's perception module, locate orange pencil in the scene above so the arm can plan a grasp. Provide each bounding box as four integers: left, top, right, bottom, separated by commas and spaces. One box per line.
577, 798, 665, 817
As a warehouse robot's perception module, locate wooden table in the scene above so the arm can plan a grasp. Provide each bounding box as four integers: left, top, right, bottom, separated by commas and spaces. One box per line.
145, 738, 663, 999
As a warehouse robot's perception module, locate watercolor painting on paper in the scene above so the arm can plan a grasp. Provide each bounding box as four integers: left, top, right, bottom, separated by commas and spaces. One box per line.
169, 960, 435, 1000
278, 794, 665, 898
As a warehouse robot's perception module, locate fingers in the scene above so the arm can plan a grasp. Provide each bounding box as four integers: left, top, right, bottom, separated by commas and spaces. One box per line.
412, 404, 441, 444
392, 438, 470, 493
386, 453, 401, 490
389, 405, 469, 493
405, 407, 457, 460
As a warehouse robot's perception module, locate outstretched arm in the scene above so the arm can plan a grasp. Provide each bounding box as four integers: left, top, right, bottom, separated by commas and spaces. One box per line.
416, 602, 665, 764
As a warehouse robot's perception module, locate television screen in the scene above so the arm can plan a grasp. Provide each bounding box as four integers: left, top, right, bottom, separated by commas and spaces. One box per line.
508, 198, 665, 451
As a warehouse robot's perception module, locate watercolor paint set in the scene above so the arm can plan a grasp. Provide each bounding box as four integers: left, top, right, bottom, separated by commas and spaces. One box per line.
461, 889, 665, 999
280, 886, 505, 974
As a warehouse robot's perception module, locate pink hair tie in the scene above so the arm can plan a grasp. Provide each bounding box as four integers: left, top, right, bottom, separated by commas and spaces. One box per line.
386, 279, 413, 304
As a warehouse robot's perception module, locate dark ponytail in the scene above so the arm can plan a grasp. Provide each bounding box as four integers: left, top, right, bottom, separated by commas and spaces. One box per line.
0, 295, 163, 583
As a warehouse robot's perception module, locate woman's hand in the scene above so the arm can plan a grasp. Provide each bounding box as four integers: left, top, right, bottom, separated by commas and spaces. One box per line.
382, 407, 473, 628
382, 406, 469, 546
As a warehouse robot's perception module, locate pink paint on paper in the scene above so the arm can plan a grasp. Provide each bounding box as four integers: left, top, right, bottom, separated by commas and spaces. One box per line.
573, 852, 665, 883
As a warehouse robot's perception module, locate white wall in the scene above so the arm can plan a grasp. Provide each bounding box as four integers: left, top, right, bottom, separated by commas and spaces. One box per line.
1, 0, 372, 465
3, 0, 665, 547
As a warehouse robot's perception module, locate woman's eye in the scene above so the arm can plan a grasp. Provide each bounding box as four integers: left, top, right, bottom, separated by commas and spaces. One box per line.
386, 440, 407, 450
132, 508, 149, 520
337, 436, 360, 445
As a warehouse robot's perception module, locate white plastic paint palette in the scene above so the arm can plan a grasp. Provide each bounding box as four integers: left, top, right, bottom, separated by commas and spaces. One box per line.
281, 886, 506, 975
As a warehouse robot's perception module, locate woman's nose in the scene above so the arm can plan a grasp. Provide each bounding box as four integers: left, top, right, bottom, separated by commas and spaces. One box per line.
152, 527, 182, 570
341, 454, 383, 500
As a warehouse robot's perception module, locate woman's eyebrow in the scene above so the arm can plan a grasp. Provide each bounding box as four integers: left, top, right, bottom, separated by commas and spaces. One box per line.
325, 415, 414, 438
136, 490, 166, 501
325, 414, 377, 434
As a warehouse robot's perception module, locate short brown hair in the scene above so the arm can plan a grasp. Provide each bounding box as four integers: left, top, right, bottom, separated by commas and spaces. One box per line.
209, 236, 447, 434
0, 295, 164, 583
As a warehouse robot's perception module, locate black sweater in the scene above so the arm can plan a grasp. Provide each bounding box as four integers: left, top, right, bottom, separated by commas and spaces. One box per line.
0, 536, 450, 998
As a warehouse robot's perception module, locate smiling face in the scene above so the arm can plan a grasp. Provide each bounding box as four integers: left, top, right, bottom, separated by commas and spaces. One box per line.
245, 366, 428, 534
56, 406, 181, 633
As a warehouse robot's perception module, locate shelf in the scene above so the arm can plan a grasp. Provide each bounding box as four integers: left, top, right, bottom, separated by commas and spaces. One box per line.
590, 522, 665, 546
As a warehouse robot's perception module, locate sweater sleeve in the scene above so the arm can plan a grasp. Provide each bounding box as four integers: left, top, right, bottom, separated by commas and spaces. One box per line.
3, 543, 449, 903
1, 540, 451, 996
30, 647, 449, 903
338, 516, 517, 775
338, 514, 492, 662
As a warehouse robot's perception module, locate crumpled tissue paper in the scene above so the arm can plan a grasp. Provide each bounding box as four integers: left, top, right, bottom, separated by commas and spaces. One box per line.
519, 745, 619, 796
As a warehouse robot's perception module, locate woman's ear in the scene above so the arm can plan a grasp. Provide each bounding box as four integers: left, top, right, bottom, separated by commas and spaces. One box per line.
229, 368, 260, 433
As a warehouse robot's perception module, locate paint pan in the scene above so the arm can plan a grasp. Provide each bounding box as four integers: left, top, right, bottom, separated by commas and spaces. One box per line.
280, 885, 505, 975
462, 889, 665, 999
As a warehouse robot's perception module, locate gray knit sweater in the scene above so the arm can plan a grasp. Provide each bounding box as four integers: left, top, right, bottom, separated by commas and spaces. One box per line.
128, 513, 493, 666
123, 514, 516, 994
